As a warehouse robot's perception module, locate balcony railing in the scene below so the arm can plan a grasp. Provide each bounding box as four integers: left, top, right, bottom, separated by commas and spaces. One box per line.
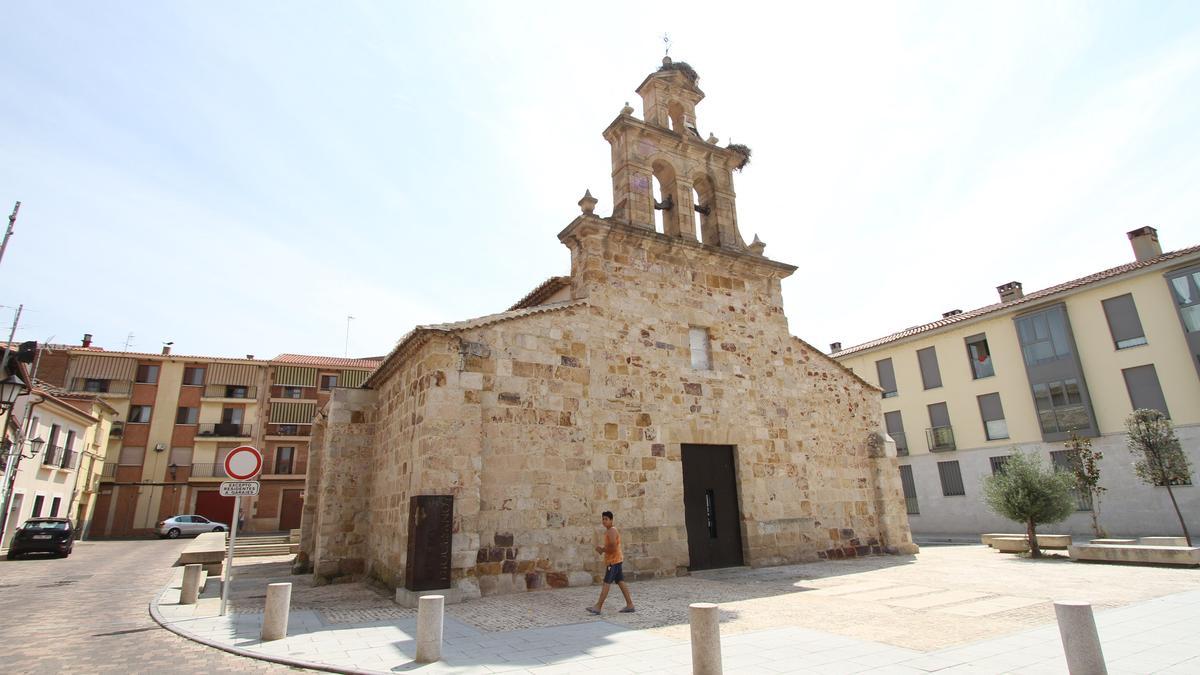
926, 426, 956, 452
202, 384, 257, 399
69, 378, 132, 395
904, 496, 920, 515
109, 422, 124, 437
42, 445, 61, 466
268, 424, 310, 437
102, 463, 117, 477
191, 463, 229, 478
59, 449, 77, 470
196, 423, 253, 438
891, 431, 908, 457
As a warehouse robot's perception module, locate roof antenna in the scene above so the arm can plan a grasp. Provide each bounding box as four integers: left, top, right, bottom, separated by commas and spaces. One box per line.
123, 332, 135, 350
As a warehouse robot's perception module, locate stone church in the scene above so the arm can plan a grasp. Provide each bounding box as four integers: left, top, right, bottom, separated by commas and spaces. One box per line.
298, 59, 916, 599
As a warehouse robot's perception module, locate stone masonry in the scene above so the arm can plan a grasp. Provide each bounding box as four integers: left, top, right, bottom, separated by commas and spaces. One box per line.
298, 58, 916, 599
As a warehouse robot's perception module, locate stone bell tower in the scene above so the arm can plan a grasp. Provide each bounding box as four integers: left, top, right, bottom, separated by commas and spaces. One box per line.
602, 57, 752, 251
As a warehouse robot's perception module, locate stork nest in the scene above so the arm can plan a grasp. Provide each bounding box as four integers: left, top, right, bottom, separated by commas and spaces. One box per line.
659, 60, 700, 83
727, 143, 752, 171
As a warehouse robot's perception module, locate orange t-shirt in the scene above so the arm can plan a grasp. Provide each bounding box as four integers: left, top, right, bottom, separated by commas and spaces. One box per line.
605, 527, 623, 565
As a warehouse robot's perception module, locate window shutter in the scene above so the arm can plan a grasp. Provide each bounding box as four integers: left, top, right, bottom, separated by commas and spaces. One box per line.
1102, 294, 1146, 348
977, 393, 1004, 422
875, 359, 897, 395
937, 460, 965, 496
917, 347, 942, 389
1122, 365, 1169, 416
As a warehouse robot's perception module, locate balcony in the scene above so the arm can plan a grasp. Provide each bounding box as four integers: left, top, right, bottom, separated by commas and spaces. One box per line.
109, 422, 124, 438
58, 449, 78, 470
191, 463, 229, 478
266, 423, 311, 439
196, 423, 253, 438
69, 378, 132, 396
42, 445, 61, 467
926, 426, 956, 452
101, 463, 117, 477
202, 384, 257, 400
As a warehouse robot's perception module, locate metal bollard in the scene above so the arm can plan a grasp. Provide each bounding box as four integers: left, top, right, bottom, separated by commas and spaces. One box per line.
415, 594, 445, 663
180, 564, 202, 605
689, 602, 723, 675
261, 582, 293, 641
1054, 600, 1107, 675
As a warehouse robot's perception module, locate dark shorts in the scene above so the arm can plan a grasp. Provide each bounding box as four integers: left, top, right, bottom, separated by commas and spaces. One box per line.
603, 562, 625, 584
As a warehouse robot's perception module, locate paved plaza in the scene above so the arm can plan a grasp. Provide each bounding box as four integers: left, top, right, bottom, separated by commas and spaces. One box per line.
153, 543, 1200, 673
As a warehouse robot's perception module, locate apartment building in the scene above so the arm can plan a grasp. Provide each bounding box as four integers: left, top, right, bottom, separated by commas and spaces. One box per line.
37, 340, 380, 536
834, 227, 1200, 537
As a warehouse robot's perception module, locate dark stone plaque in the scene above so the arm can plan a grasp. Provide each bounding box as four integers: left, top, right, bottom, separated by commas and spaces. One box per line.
404, 495, 453, 591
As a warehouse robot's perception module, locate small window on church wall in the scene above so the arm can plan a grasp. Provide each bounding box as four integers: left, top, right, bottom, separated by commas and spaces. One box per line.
690, 327, 712, 370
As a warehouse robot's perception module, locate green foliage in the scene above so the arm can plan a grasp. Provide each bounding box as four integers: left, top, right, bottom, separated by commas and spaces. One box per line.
1126, 409, 1193, 487
982, 452, 1076, 528
1063, 432, 1106, 537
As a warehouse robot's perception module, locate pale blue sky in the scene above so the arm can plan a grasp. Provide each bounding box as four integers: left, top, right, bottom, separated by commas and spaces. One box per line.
2, 2, 1199, 359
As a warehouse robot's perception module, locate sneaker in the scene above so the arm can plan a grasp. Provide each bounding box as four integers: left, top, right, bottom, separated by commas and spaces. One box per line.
619, 607, 635, 613
586, 607, 601, 615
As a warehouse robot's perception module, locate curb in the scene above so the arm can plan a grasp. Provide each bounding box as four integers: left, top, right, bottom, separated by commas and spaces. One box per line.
148, 583, 381, 675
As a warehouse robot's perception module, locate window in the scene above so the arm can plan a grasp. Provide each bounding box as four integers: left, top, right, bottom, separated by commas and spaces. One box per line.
1016, 307, 1073, 366
1032, 379, 1089, 434
876, 359, 898, 398
1050, 450, 1095, 510
84, 378, 109, 393
118, 446, 145, 466
884, 411, 907, 456
989, 456, 1010, 475
175, 407, 199, 424
135, 364, 159, 384
128, 406, 152, 424
1122, 365, 1169, 417
47, 424, 61, 451
225, 385, 249, 399
221, 408, 244, 425
1167, 267, 1200, 332
183, 367, 206, 386
29, 416, 39, 437
926, 402, 954, 451
169, 446, 193, 467
937, 460, 965, 496
319, 374, 339, 390
31, 495, 44, 517
965, 334, 994, 379
917, 347, 942, 389
977, 393, 1009, 440
275, 447, 295, 475
277, 424, 300, 436
689, 327, 712, 370
282, 386, 304, 399
1102, 294, 1147, 349
49, 497, 61, 517
898, 465, 919, 514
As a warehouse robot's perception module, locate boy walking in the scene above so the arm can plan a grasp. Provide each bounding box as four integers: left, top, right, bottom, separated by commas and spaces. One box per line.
587, 510, 635, 614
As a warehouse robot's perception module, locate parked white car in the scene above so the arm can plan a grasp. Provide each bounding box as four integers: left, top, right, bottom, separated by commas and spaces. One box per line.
157, 515, 228, 538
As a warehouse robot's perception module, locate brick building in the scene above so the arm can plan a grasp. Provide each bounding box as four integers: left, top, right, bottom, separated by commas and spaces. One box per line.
36, 340, 379, 536
301, 59, 916, 599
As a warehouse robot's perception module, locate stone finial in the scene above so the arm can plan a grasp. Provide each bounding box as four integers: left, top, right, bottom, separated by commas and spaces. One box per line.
578, 189, 598, 215
706, 133, 719, 144
621, 101, 634, 116
662, 55, 672, 67
747, 233, 766, 256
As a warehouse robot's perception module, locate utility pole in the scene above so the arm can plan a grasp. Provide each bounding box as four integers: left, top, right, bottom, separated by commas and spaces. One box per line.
0, 202, 20, 269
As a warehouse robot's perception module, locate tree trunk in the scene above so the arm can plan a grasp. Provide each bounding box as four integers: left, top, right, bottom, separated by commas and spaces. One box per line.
1027, 519, 1041, 558
1089, 490, 1106, 538
1164, 483, 1193, 547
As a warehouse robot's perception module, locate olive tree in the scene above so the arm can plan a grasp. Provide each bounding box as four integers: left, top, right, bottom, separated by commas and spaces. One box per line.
982, 452, 1076, 558
1126, 409, 1193, 546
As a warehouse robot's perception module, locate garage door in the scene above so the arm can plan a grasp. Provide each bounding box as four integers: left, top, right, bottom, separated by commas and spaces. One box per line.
194, 490, 235, 527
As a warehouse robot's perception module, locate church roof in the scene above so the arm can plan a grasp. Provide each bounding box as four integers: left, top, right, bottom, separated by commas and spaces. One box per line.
364, 300, 588, 388
508, 276, 571, 311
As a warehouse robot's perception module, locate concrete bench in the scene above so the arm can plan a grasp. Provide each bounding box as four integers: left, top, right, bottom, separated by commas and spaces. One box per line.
176, 531, 227, 575
1140, 537, 1189, 547
984, 534, 1071, 550
992, 537, 1030, 553
1090, 538, 1136, 545
1069, 544, 1200, 567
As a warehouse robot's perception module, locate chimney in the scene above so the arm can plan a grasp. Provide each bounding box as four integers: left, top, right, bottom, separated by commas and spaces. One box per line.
161, 345, 172, 355
246, 354, 254, 360
1127, 226, 1162, 262
82, 333, 93, 348
829, 342, 842, 354
997, 281, 1024, 303
942, 309, 962, 318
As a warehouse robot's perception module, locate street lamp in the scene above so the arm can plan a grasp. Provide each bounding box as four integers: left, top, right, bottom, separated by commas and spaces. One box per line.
0, 372, 24, 409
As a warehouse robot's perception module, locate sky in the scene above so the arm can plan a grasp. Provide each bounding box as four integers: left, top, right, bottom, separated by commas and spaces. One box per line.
2, 2, 1199, 360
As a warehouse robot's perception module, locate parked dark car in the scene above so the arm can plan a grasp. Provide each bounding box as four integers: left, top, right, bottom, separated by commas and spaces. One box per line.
6, 518, 75, 559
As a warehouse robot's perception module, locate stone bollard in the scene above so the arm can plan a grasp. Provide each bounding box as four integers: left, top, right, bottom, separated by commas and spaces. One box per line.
415, 594, 445, 663
180, 564, 202, 605
689, 602, 723, 675
260, 582, 293, 642
1054, 600, 1107, 675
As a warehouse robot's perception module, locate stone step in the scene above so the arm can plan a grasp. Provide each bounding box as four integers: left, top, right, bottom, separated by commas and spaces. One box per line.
232, 543, 298, 558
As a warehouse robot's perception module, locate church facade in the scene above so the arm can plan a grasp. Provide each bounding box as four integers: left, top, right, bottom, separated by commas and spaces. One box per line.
299, 59, 916, 598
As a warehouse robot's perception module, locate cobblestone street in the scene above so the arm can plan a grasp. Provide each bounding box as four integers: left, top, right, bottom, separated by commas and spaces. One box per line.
0, 538, 307, 674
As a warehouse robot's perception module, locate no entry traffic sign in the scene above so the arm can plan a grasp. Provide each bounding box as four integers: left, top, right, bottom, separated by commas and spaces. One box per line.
224, 445, 263, 481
